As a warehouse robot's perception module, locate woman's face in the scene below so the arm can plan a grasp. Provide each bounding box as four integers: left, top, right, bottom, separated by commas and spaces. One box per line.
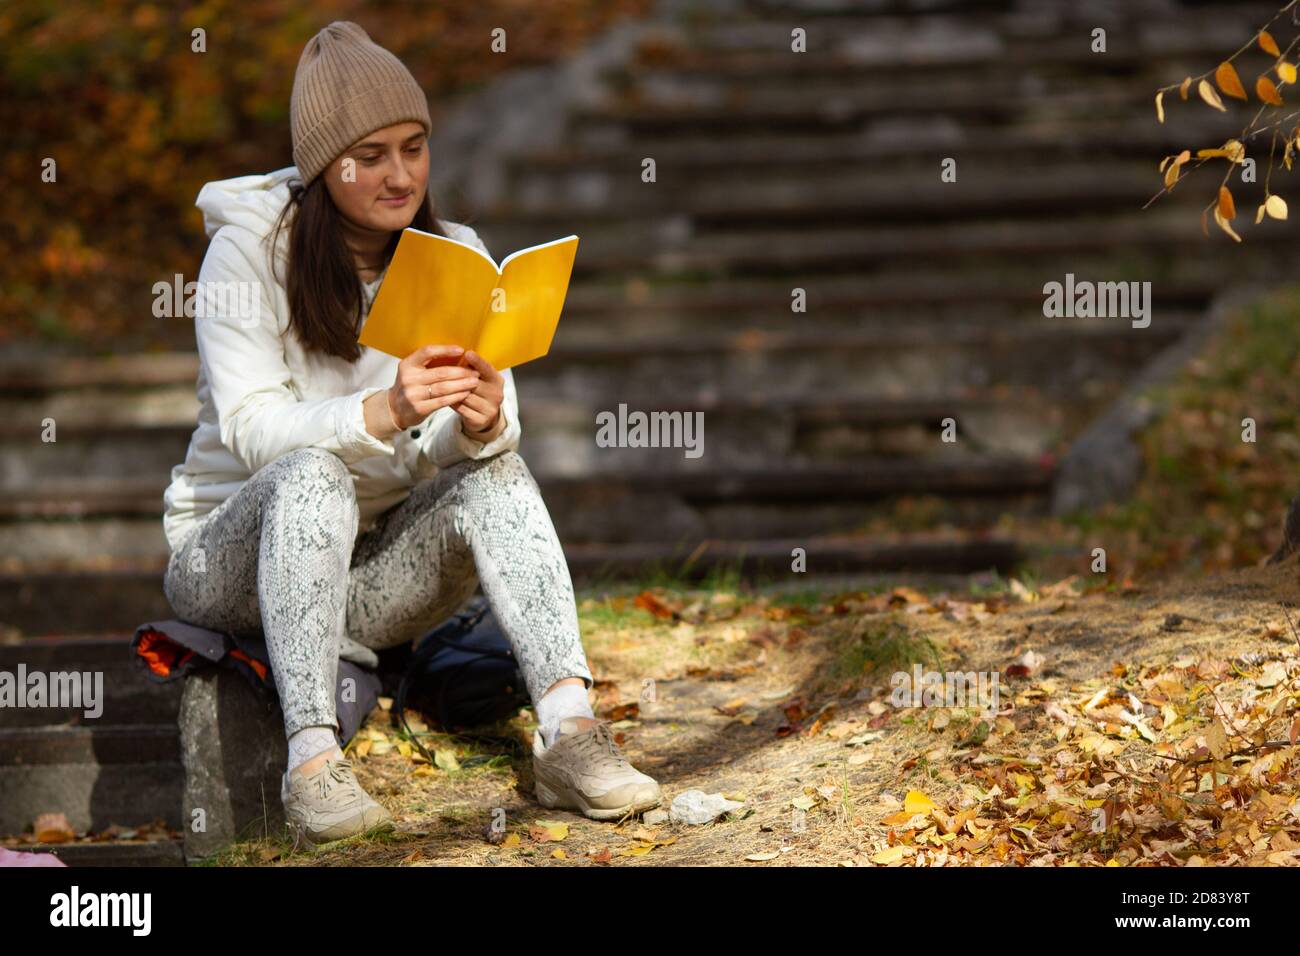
323, 120, 429, 235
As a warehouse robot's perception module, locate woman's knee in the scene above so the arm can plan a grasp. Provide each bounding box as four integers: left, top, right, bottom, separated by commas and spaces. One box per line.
263, 447, 359, 533
443, 449, 533, 492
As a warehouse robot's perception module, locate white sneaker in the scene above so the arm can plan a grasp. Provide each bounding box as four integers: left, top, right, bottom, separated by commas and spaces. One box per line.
281, 756, 393, 846
533, 718, 662, 821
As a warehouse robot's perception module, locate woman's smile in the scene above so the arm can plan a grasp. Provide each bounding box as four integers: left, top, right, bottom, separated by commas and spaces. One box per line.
378, 192, 411, 206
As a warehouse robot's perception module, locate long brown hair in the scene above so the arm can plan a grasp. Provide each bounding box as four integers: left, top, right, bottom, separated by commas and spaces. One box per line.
269, 175, 447, 362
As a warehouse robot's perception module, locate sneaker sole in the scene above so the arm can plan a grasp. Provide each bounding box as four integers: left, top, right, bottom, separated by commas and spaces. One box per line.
288, 814, 395, 847
535, 776, 661, 821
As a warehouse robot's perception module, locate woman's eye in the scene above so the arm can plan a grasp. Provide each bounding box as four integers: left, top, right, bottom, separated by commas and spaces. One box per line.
405, 144, 424, 155
361, 154, 381, 164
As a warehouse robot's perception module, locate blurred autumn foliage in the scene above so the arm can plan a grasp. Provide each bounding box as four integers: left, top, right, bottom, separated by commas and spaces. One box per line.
0, 0, 651, 350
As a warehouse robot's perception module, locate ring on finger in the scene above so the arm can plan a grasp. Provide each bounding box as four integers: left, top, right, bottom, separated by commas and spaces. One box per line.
427, 384, 433, 401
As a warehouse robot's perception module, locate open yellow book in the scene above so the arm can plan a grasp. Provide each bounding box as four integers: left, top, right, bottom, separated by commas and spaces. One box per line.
359, 228, 579, 371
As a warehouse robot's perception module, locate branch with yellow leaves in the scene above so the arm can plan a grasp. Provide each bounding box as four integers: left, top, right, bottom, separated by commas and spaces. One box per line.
1150, 1, 1300, 239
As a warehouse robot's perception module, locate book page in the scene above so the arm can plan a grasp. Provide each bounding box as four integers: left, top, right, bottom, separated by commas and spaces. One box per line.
358, 230, 500, 360
477, 236, 579, 370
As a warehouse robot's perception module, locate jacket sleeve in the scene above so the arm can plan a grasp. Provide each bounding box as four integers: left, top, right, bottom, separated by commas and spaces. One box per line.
194, 228, 397, 475
414, 222, 522, 470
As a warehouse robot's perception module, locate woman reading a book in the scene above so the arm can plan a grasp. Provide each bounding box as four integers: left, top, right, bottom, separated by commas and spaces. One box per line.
160, 21, 660, 845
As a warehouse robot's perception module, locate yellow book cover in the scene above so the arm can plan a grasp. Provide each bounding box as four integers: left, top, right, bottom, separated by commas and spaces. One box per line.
358, 228, 579, 371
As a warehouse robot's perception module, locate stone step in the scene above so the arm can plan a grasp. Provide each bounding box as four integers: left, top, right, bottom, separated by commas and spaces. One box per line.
0, 566, 173, 637
0, 513, 171, 567
524, 388, 1077, 474
0, 313, 1193, 426
0, 637, 182, 728
527, 212, 1300, 283
0, 352, 198, 393
0, 388, 199, 432
510, 117, 1251, 207
728, 0, 1015, 17
558, 532, 1031, 578
599, 63, 1187, 116
561, 270, 1221, 322
628, 2, 1276, 71
0, 321, 1194, 513
0, 724, 182, 834
5, 837, 187, 868
0, 392, 1067, 487
567, 84, 1154, 141
516, 110, 1249, 179
0, 722, 178, 765
539, 460, 1055, 542
5, 839, 186, 866
0, 354, 1128, 417
0, 384, 1073, 567
487, 161, 1259, 225
599, 46, 1240, 127
0, 457, 1054, 524
526, 321, 1186, 404
0, 427, 192, 492
0, 275, 1222, 393
684, 1, 1270, 37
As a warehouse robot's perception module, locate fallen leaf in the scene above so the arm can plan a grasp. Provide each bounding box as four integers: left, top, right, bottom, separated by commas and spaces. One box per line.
434, 748, 460, 772
871, 845, 911, 865
33, 813, 74, 844
530, 820, 569, 842
904, 790, 936, 815
634, 590, 677, 620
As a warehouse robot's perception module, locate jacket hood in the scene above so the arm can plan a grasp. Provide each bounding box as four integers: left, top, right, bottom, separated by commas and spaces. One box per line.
195, 166, 298, 240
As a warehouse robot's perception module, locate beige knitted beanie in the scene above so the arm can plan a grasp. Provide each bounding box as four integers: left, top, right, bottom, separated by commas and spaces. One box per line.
290, 21, 432, 184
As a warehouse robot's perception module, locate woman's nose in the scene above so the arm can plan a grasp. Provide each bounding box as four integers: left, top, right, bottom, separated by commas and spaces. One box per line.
387, 157, 414, 188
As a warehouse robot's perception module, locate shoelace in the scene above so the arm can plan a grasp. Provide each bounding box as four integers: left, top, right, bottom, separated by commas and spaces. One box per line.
315, 758, 357, 800
571, 721, 626, 764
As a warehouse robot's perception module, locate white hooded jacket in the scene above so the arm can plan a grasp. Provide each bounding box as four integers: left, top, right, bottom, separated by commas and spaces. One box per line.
161, 166, 521, 552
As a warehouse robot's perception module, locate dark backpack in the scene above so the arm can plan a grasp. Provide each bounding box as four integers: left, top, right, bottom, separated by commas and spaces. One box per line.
393, 597, 529, 761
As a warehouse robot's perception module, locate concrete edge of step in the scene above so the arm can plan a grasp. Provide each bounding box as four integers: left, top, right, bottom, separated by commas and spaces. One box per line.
1050, 281, 1279, 515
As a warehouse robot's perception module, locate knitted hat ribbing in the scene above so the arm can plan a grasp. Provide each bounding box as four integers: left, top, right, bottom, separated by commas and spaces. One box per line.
290, 21, 432, 184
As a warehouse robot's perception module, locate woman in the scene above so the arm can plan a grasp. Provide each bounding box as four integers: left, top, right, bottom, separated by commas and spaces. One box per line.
161, 20, 661, 846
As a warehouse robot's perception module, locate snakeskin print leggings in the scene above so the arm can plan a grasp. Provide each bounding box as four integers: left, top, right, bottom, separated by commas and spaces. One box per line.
162, 447, 593, 739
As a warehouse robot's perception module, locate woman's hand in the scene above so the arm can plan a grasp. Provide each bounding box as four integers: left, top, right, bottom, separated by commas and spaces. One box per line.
453, 350, 505, 437
386, 344, 480, 431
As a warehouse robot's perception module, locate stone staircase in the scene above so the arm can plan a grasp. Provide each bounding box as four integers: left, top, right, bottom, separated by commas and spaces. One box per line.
1, 0, 1292, 858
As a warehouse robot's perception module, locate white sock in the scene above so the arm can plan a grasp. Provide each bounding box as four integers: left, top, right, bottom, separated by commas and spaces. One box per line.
287, 726, 340, 775
535, 683, 594, 748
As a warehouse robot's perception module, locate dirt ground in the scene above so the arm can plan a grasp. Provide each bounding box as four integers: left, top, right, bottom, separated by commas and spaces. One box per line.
204, 556, 1300, 867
